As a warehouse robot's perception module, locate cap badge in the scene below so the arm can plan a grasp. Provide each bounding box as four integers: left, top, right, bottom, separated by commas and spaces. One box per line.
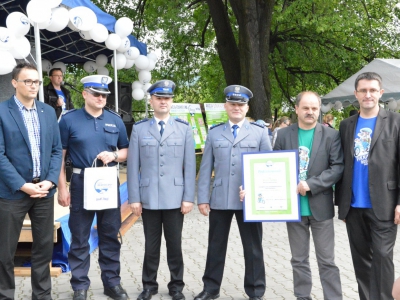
164, 81, 170, 87
234, 86, 241, 93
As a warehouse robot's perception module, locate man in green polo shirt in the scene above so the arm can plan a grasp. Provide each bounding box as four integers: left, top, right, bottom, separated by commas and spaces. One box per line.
274, 91, 344, 300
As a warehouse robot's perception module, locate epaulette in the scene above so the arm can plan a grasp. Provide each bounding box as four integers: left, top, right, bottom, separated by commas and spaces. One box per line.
250, 122, 265, 128
175, 118, 189, 125
104, 107, 122, 118
210, 122, 225, 130
63, 109, 76, 115
134, 118, 149, 125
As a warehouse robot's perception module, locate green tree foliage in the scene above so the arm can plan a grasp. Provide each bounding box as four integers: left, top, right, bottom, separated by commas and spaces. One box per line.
94, 0, 400, 119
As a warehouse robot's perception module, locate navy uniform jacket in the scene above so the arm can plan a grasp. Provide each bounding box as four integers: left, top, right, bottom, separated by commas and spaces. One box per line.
0, 97, 62, 199
127, 117, 196, 209
197, 120, 272, 210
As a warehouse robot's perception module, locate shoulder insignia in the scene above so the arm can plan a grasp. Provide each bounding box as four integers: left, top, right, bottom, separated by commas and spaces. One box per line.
210, 122, 225, 130
250, 122, 265, 128
175, 117, 189, 126
63, 109, 76, 115
134, 118, 149, 125
104, 108, 122, 118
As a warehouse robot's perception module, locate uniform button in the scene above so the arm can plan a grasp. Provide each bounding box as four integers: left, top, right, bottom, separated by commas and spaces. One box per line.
231, 172, 234, 175
161, 144, 164, 146
160, 164, 163, 167
232, 163, 235, 166
232, 154, 235, 157
160, 154, 164, 156
160, 174, 164, 177
233, 145, 236, 148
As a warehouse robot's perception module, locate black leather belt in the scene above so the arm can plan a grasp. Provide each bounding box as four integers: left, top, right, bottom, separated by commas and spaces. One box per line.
32, 177, 40, 184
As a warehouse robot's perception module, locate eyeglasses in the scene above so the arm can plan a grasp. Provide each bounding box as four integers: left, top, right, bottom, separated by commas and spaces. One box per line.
16, 79, 42, 86
50, 75, 63, 78
86, 90, 108, 99
356, 89, 381, 96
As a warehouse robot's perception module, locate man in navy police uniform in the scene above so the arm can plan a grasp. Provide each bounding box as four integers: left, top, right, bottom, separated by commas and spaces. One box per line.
195, 85, 272, 300
127, 80, 196, 300
58, 75, 129, 300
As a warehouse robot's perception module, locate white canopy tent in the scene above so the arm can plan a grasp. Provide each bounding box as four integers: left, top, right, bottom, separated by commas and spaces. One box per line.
322, 59, 400, 106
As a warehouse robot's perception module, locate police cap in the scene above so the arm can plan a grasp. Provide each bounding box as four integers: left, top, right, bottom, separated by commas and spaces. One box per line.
147, 80, 175, 98
81, 75, 112, 94
224, 85, 253, 103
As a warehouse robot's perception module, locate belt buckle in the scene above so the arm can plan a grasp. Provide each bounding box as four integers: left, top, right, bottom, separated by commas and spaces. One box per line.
32, 177, 40, 184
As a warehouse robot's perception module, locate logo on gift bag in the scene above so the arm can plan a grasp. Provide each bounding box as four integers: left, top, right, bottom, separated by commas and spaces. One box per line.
94, 179, 113, 194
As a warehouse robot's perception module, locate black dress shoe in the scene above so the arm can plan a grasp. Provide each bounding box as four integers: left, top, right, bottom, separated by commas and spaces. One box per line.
194, 291, 219, 300
249, 297, 263, 300
73, 290, 87, 300
104, 284, 129, 300
137, 289, 158, 300
169, 291, 185, 300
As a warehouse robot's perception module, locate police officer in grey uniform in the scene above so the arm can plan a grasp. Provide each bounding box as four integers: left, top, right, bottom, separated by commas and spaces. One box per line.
194, 85, 272, 300
58, 75, 129, 300
127, 80, 196, 300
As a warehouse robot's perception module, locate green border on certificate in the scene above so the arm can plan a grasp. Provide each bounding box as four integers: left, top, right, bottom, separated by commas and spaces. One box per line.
242, 150, 300, 222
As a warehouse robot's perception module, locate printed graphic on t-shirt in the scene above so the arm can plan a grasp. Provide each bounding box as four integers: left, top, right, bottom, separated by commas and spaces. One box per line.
354, 127, 372, 165
299, 146, 310, 181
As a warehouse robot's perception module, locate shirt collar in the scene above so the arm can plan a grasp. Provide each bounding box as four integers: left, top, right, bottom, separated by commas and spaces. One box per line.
14, 95, 37, 111
83, 107, 104, 119
154, 115, 170, 125
229, 118, 245, 129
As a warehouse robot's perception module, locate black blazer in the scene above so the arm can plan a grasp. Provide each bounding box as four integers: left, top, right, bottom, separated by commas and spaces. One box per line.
274, 123, 344, 221
335, 108, 400, 221
43, 83, 73, 119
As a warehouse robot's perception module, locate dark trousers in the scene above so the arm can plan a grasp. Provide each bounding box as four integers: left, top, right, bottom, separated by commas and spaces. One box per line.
0, 195, 54, 300
68, 173, 122, 291
141, 208, 185, 292
346, 207, 397, 300
202, 210, 266, 297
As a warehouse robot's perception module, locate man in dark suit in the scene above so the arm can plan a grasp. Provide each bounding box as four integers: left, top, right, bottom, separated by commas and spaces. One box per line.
195, 85, 272, 300
273, 91, 343, 300
335, 72, 400, 300
0, 62, 62, 299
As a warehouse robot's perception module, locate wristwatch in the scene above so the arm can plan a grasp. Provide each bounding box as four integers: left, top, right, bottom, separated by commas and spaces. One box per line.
113, 151, 118, 160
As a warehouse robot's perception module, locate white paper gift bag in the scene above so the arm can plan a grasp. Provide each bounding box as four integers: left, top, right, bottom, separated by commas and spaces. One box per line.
84, 160, 118, 210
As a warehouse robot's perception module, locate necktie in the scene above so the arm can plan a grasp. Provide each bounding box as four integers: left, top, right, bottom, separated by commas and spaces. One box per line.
159, 120, 165, 136
232, 124, 239, 139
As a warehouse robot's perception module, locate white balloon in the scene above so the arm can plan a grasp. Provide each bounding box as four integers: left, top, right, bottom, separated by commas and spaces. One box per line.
132, 88, 145, 101
42, 59, 52, 72
124, 59, 135, 69
48, 0, 62, 8
147, 51, 158, 62
320, 104, 330, 113
6, 12, 30, 37
142, 82, 152, 93
334, 101, 342, 110
46, 7, 69, 32
52, 61, 66, 73
0, 27, 16, 50
97, 66, 109, 76
134, 55, 149, 70
105, 33, 121, 51
27, 0, 52, 24
79, 30, 91, 40
67, 20, 79, 32
96, 54, 108, 67
111, 53, 127, 70
117, 36, 130, 53
89, 23, 108, 43
132, 81, 142, 90
69, 6, 97, 31
145, 59, 156, 71
138, 70, 151, 84
37, 17, 52, 30
114, 17, 133, 37
83, 61, 97, 73
10, 36, 31, 59
124, 47, 140, 60
388, 99, 397, 110
0, 50, 17, 75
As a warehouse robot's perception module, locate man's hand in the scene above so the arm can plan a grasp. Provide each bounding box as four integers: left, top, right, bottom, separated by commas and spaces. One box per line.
239, 185, 246, 202
130, 203, 142, 217
296, 180, 310, 196
394, 205, 400, 225
58, 188, 70, 207
37, 180, 53, 191
181, 201, 193, 214
198, 204, 210, 216
97, 151, 115, 165
20, 183, 49, 198
57, 97, 64, 107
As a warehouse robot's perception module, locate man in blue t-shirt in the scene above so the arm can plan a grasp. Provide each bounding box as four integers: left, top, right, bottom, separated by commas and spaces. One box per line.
336, 72, 400, 300
274, 91, 344, 300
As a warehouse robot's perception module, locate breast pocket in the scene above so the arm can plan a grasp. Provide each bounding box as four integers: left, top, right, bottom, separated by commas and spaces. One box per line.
213, 140, 230, 161
140, 139, 158, 158
239, 140, 258, 153
104, 126, 120, 148
167, 138, 184, 157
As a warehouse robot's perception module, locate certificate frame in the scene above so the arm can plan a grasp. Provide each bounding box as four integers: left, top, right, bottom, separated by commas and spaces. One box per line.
241, 150, 300, 222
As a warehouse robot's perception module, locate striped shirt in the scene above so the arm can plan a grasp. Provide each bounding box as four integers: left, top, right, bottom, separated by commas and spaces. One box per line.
14, 96, 41, 177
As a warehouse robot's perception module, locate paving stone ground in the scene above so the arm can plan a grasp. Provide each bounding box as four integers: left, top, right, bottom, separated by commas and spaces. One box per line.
15, 204, 400, 300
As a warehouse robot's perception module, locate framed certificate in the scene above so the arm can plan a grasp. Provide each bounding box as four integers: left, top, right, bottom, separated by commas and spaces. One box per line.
241, 150, 300, 222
